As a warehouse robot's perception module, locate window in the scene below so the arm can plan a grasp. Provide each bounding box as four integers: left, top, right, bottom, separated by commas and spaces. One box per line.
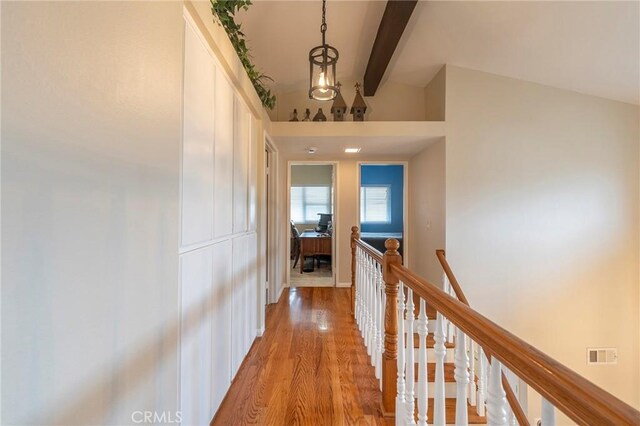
360, 186, 391, 223
291, 186, 332, 223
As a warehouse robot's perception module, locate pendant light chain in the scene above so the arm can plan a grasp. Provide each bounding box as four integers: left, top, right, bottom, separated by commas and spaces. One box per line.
321, 0, 327, 44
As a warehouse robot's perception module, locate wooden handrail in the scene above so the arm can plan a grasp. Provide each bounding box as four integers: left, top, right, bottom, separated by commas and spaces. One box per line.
390, 260, 640, 425
354, 237, 384, 264
436, 249, 529, 426
435, 249, 469, 305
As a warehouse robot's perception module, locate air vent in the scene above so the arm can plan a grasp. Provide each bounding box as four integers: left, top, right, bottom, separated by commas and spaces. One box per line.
587, 348, 617, 365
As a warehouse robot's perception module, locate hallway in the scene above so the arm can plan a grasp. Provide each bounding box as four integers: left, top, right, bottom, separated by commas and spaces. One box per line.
212, 287, 391, 425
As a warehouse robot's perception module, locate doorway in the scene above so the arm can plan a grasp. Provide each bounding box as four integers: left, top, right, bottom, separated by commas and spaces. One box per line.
264, 135, 280, 307
358, 163, 408, 262
287, 162, 337, 287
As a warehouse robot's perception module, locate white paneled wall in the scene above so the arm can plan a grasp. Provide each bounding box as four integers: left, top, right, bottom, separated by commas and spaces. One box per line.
180, 18, 259, 424
210, 240, 233, 414
181, 24, 215, 247
179, 247, 214, 425
213, 65, 235, 239
248, 115, 258, 231
233, 97, 250, 234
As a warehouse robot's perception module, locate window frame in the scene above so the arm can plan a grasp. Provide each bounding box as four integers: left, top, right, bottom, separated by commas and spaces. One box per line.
290, 185, 332, 223
360, 184, 392, 224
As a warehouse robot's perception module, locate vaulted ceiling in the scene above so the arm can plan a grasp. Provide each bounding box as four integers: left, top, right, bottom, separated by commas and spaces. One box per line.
236, 0, 639, 105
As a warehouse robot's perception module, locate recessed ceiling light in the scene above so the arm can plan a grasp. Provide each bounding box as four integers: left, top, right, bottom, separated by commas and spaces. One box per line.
344, 148, 361, 153
307, 147, 317, 154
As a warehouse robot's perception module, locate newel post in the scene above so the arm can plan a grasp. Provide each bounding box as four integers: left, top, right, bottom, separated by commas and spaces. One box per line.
382, 238, 402, 417
350, 226, 359, 314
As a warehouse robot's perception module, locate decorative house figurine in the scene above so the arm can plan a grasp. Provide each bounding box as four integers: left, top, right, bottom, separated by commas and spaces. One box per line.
350, 82, 367, 121
289, 108, 299, 122
330, 82, 347, 121
302, 108, 311, 122
313, 108, 327, 122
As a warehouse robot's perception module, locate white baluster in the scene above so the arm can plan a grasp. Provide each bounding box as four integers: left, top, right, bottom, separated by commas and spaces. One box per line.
370, 258, 378, 368
356, 248, 363, 330
364, 255, 371, 349
487, 357, 508, 425
476, 348, 487, 417
443, 274, 455, 344
378, 267, 385, 391
469, 339, 477, 407
359, 250, 365, 331
416, 299, 428, 426
366, 256, 373, 357
433, 313, 446, 425
354, 248, 359, 325
454, 327, 469, 425
405, 288, 416, 424
359, 251, 364, 332
542, 397, 556, 426
358, 249, 364, 328
368, 256, 375, 361
396, 281, 406, 423
375, 263, 383, 380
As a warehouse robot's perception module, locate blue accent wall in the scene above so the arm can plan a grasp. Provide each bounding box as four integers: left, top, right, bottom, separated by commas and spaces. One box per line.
360, 164, 404, 233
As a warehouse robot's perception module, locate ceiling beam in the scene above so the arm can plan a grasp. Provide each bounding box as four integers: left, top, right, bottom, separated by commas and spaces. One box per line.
363, 0, 418, 97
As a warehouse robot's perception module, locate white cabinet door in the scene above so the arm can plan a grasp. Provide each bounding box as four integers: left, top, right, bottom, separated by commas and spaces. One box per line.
210, 239, 233, 413
248, 115, 258, 232
214, 68, 234, 238
230, 235, 248, 378
179, 246, 214, 425
233, 97, 249, 234
181, 23, 214, 247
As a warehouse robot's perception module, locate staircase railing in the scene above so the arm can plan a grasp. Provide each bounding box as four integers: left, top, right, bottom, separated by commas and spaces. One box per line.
350, 226, 640, 425
435, 249, 529, 426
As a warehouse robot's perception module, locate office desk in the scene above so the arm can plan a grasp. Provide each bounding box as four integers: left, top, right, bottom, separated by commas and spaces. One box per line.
299, 231, 332, 273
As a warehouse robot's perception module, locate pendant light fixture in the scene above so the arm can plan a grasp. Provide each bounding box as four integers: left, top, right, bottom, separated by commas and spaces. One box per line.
309, 0, 339, 101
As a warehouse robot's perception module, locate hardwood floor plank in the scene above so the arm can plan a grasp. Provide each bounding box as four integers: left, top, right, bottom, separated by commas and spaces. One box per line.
212, 287, 389, 426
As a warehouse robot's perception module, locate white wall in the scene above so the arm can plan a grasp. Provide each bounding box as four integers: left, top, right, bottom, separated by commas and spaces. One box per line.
291, 164, 333, 187
424, 65, 446, 121
408, 139, 446, 286
444, 66, 640, 413
179, 15, 259, 425
1, 2, 267, 424
1, 2, 183, 424
185, 0, 272, 338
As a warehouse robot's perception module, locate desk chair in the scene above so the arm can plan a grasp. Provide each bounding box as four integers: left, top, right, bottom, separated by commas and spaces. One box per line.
290, 221, 301, 268
315, 213, 332, 233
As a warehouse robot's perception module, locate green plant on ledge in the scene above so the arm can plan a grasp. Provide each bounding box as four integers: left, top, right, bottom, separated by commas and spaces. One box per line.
211, 0, 277, 110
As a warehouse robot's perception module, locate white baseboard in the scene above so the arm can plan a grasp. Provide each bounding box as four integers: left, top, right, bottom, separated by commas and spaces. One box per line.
336, 282, 352, 288
274, 284, 286, 302
256, 326, 265, 337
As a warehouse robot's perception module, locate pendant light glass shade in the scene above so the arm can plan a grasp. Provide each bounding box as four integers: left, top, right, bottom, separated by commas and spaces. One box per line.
309, 46, 338, 100
309, 0, 339, 101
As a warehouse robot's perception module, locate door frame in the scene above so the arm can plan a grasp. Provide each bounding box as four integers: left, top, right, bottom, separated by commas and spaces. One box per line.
356, 161, 410, 267
264, 133, 280, 305
286, 161, 339, 287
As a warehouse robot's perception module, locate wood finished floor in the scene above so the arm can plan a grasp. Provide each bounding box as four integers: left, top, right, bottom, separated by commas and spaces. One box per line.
212, 287, 392, 426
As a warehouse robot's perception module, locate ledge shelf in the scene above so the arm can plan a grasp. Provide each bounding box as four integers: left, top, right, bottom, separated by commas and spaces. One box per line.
270, 121, 446, 139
